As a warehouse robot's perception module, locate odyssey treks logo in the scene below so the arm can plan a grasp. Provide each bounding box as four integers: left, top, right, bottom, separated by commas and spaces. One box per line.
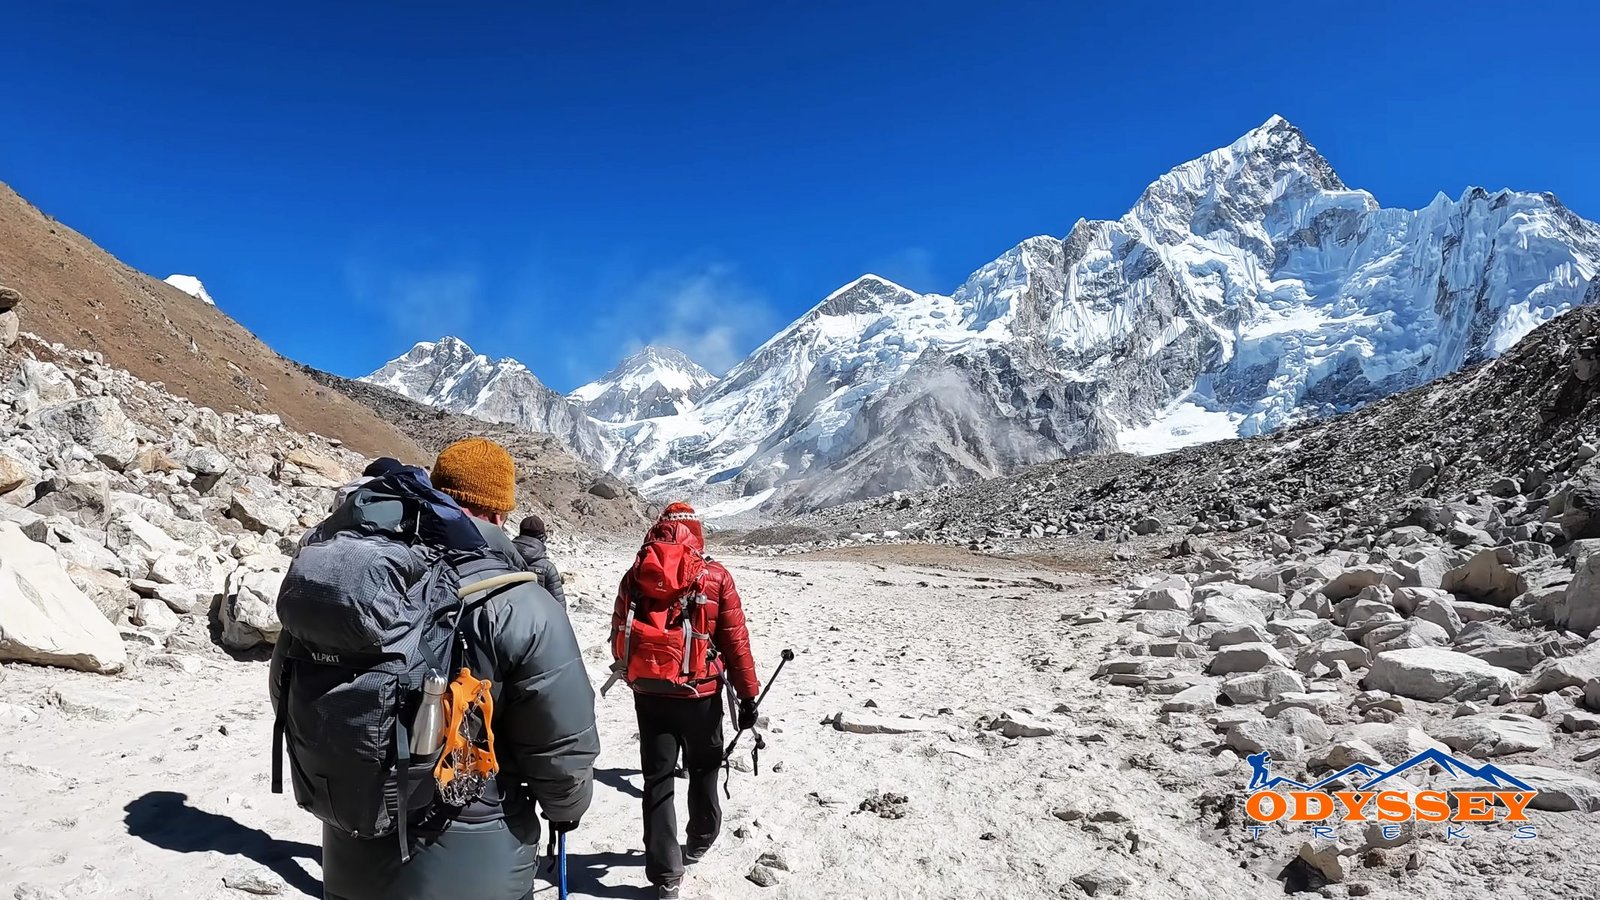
1243, 748, 1541, 841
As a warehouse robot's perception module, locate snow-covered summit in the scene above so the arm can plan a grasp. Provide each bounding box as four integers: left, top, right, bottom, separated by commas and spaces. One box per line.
569, 345, 717, 423
361, 336, 616, 469
609, 115, 1600, 510
163, 274, 215, 306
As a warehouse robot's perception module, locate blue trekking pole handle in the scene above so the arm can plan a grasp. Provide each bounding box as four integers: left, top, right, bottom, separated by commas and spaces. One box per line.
558, 831, 568, 900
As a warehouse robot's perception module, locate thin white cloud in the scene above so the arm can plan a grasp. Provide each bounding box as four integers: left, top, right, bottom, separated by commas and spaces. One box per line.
597, 263, 782, 376
345, 261, 483, 343
865, 246, 939, 293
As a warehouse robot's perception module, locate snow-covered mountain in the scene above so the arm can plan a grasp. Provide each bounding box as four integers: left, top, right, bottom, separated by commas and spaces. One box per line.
569, 345, 717, 423
368, 116, 1600, 514
163, 274, 215, 305
361, 337, 616, 469
611, 116, 1600, 511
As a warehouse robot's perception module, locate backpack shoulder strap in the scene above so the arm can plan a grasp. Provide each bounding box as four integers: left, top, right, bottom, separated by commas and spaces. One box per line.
445, 569, 546, 674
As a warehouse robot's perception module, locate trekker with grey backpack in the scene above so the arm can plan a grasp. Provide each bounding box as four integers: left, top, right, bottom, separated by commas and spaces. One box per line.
269, 440, 598, 900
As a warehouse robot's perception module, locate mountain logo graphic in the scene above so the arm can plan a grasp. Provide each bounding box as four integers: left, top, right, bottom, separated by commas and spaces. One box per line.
1243, 748, 1539, 825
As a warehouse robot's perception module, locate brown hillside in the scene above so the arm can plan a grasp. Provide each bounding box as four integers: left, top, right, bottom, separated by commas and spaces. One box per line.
0, 180, 426, 463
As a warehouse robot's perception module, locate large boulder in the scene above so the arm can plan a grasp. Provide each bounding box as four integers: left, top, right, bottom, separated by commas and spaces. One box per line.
1191, 595, 1267, 628
1135, 578, 1191, 611
28, 473, 114, 528
228, 476, 300, 535
11, 360, 78, 409
1394, 551, 1451, 590
0, 522, 125, 673
1361, 619, 1450, 654
1320, 566, 1401, 602
1559, 460, 1600, 541
1441, 548, 1528, 606
1332, 722, 1447, 764
1363, 647, 1518, 702
1560, 540, 1600, 636
0, 447, 42, 497
218, 567, 286, 649
30, 397, 139, 471
1523, 645, 1600, 694
184, 446, 231, 477
1207, 642, 1291, 675
1496, 765, 1600, 812
1220, 668, 1306, 704
1432, 714, 1552, 757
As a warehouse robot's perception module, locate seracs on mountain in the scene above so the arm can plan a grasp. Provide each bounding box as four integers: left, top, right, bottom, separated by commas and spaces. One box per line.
369, 116, 1600, 514
568, 344, 717, 423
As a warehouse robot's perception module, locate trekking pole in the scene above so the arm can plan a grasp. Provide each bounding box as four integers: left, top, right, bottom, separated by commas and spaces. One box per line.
558, 831, 568, 900
723, 649, 795, 758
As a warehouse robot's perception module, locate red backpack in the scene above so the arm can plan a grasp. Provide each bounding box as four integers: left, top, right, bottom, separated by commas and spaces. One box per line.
613, 521, 719, 693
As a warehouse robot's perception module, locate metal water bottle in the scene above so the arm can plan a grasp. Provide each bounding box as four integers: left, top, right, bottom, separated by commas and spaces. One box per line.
410, 671, 449, 757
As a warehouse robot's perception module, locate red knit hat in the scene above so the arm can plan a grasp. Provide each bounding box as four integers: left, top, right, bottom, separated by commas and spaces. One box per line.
658, 501, 702, 543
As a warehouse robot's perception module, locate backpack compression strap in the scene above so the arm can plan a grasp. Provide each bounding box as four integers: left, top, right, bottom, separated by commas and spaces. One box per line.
457, 572, 543, 598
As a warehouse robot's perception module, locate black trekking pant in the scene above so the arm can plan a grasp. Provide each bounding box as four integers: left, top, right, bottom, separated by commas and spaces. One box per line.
634, 692, 725, 887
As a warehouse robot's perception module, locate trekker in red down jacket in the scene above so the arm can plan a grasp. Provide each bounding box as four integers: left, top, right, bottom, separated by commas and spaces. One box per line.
609, 502, 759, 900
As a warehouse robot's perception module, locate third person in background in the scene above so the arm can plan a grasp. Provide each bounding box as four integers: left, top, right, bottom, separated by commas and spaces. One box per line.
513, 514, 567, 609
609, 502, 759, 900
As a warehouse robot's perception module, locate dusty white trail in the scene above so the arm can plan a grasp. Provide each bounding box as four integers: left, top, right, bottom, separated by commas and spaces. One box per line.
7, 547, 1540, 900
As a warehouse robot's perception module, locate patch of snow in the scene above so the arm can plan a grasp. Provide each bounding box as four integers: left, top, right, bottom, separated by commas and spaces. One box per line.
699, 488, 777, 519
1117, 402, 1243, 455
163, 275, 215, 306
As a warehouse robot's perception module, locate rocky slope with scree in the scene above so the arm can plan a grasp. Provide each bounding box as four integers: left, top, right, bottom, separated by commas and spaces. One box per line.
0, 287, 642, 685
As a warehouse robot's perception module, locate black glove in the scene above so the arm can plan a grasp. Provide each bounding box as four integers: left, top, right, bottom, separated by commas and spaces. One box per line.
549, 819, 580, 834
737, 698, 759, 731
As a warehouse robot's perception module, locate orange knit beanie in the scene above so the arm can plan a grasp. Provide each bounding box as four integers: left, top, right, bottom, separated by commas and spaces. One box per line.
432, 438, 517, 515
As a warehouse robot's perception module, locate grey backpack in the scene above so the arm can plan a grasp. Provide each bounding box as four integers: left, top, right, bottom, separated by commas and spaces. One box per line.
269, 482, 536, 858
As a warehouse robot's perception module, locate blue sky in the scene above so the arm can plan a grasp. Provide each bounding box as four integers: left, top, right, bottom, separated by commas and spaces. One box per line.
4, 2, 1596, 390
